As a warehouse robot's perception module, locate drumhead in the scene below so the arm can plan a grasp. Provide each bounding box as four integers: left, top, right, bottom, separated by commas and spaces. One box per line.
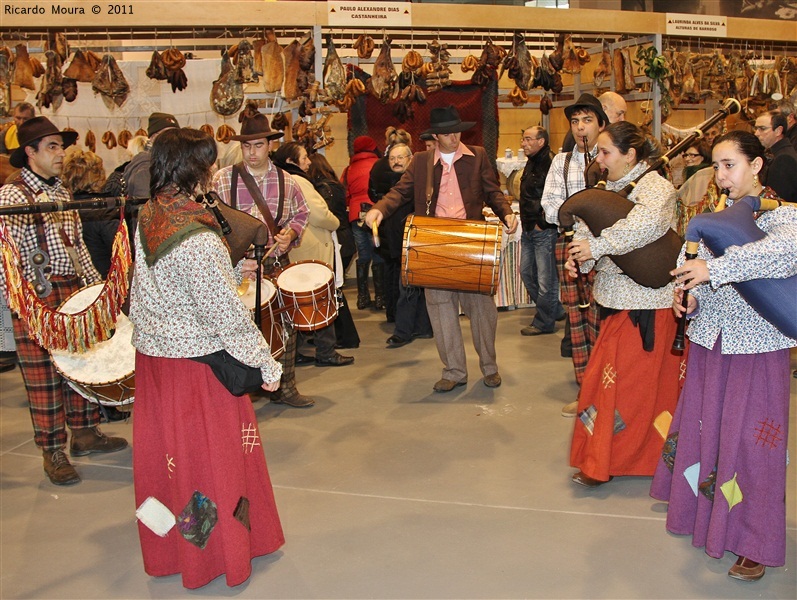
277, 261, 333, 293
50, 284, 135, 386
240, 279, 277, 311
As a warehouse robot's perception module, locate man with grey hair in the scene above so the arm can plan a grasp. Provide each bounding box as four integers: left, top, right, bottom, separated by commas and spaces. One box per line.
518, 125, 563, 336
774, 99, 797, 150
599, 91, 628, 123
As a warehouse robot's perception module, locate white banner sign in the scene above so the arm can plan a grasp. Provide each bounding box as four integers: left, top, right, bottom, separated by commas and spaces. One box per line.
328, 2, 412, 27
666, 13, 727, 37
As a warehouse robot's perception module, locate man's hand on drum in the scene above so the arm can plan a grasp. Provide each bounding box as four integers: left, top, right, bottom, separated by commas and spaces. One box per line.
261, 376, 280, 392
503, 214, 518, 234
241, 258, 259, 280
364, 208, 383, 229
274, 227, 296, 254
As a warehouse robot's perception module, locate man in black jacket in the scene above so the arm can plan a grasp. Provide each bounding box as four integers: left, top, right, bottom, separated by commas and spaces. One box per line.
518, 126, 563, 336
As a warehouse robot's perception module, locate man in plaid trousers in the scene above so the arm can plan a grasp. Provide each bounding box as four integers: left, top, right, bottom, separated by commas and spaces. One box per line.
541, 94, 607, 417
0, 117, 127, 485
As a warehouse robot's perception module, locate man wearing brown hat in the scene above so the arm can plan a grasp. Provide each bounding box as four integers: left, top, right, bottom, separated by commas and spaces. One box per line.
123, 112, 180, 200
212, 113, 315, 408
365, 106, 517, 392
0, 117, 128, 485
541, 92, 606, 416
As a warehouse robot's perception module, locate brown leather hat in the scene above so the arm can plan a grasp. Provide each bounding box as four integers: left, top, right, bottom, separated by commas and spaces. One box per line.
10, 117, 78, 168
231, 113, 283, 141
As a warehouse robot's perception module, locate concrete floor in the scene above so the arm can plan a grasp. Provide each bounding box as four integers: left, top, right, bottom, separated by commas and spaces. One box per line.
1, 293, 795, 599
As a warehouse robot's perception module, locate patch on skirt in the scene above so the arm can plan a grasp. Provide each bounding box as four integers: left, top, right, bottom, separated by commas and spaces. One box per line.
177, 491, 218, 549
753, 418, 785, 450
136, 496, 176, 537
661, 432, 679, 473
613, 410, 626, 435
579, 405, 597, 435
653, 411, 673, 440
234, 496, 251, 531
720, 472, 744, 511
698, 465, 717, 502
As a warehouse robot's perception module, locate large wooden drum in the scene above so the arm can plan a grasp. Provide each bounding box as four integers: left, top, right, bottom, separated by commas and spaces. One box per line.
401, 215, 503, 295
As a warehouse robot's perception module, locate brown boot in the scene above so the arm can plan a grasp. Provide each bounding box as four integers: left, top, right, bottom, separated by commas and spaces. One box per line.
43, 449, 81, 486
70, 426, 128, 457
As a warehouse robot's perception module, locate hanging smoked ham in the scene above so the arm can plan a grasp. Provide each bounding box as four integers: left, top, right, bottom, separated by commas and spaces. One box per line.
283, 40, 302, 100
235, 39, 259, 84
210, 49, 244, 116
92, 54, 130, 108
297, 33, 315, 97
36, 51, 64, 110
64, 49, 97, 82
593, 40, 612, 88
260, 29, 284, 94
367, 37, 398, 103
46, 32, 69, 62
323, 35, 346, 102
145, 50, 168, 81
13, 45, 35, 90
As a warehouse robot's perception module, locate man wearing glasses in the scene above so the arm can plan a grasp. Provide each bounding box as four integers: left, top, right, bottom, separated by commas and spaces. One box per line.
518, 126, 563, 337
754, 110, 797, 203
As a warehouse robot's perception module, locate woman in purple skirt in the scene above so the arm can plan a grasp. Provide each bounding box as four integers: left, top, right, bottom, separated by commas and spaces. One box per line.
650, 131, 797, 582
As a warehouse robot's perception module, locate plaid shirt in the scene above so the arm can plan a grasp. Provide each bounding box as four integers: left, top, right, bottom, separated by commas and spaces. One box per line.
212, 161, 309, 255
541, 146, 594, 226
0, 168, 101, 297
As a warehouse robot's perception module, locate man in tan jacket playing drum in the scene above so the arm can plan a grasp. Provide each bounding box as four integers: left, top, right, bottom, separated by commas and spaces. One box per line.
365, 106, 517, 392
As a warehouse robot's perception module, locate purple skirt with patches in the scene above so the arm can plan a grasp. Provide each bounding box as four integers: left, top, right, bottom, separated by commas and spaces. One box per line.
650, 341, 790, 567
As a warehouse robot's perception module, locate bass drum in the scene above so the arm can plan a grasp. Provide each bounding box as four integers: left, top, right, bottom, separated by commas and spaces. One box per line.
50, 284, 135, 407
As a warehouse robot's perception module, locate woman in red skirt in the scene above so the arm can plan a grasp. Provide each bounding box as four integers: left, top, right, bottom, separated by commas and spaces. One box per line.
565, 122, 685, 487
129, 128, 284, 588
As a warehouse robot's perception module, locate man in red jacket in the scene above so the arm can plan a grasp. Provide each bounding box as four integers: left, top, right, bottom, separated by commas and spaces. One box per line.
365, 106, 517, 392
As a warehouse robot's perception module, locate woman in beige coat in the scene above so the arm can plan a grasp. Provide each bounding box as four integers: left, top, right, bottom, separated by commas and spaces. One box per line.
272, 143, 353, 367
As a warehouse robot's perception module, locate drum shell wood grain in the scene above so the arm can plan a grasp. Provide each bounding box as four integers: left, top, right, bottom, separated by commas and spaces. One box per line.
276, 260, 338, 331
401, 215, 502, 295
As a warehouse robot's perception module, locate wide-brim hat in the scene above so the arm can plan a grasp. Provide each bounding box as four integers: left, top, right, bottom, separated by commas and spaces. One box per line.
422, 106, 476, 136
10, 117, 78, 168
231, 113, 283, 141
564, 93, 608, 127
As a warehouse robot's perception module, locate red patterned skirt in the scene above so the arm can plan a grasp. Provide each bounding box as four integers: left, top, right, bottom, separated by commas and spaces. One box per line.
133, 352, 284, 589
570, 309, 686, 481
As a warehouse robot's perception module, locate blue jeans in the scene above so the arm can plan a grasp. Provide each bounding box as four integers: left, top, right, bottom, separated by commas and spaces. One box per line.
351, 222, 384, 266
520, 226, 564, 333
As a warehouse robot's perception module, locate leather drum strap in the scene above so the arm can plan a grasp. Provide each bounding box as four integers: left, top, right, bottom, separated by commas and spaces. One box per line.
231, 162, 285, 237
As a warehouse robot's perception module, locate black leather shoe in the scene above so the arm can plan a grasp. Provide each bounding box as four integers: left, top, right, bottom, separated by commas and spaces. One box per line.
315, 353, 355, 367
412, 332, 433, 339
295, 353, 315, 365
386, 335, 410, 348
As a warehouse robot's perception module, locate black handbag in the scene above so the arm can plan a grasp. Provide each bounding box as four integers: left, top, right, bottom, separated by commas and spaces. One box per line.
190, 350, 264, 396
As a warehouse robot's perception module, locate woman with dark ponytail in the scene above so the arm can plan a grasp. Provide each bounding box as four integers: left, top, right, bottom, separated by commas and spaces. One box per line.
565, 121, 683, 489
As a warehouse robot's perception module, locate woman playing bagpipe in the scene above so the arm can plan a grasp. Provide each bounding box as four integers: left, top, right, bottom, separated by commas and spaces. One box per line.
129, 128, 285, 588
564, 122, 685, 488
650, 131, 797, 582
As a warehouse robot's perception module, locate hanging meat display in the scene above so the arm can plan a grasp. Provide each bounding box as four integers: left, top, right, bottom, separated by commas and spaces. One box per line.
424, 39, 451, 93
36, 51, 64, 110
0, 53, 10, 117
117, 129, 132, 148
46, 32, 69, 63
260, 29, 284, 94
323, 34, 346, 102
13, 45, 35, 90
353, 35, 375, 60
500, 32, 532, 91
64, 49, 97, 82
85, 129, 96, 152
593, 40, 612, 88
145, 50, 168, 81
367, 37, 398, 103
162, 48, 188, 92
210, 48, 244, 116
91, 54, 129, 108
297, 33, 316, 97
471, 38, 505, 87
282, 39, 302, 100
234, 39, 259, 84
271, 112, 289, 131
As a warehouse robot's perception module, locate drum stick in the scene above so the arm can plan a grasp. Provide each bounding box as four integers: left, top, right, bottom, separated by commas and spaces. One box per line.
371, 221, 381, 248
261, 241, 281, 261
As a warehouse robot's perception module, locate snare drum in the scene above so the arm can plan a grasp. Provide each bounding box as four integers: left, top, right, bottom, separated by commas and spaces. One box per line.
276, 260, 338, 331
50, 284, 135, 406
402, 215, 503, 295
239, 278, 285, 359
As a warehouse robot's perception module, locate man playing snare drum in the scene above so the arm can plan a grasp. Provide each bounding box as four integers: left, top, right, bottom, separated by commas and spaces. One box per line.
365, 106, 517, 392
212, 113, 313, 408
0, 117, 128, 486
